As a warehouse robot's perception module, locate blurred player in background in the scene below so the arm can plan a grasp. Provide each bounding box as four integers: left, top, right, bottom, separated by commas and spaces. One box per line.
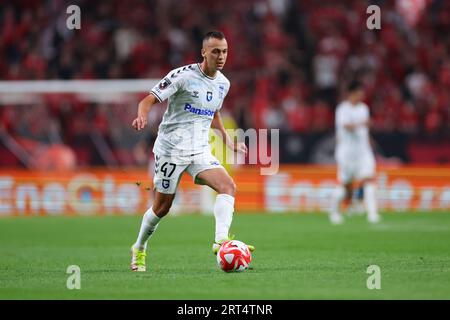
329, 80, 381, 225
346, 186, 365, 217
130, 31, 253, 271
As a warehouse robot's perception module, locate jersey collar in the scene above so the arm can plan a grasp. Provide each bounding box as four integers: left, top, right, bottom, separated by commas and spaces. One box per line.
197, 63, 217, 80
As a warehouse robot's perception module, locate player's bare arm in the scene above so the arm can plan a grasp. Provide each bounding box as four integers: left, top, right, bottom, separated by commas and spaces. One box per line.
211, 111, 248, 155
344, 123, 357, 130
344, 120, 369, 131
132, 93, 158, 131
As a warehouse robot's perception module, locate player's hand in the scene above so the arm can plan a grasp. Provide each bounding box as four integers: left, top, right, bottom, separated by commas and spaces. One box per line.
132, 115, 148, 131
234, 142, 248, 155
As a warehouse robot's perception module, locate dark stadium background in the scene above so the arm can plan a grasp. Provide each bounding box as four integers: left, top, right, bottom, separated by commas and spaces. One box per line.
1, 0, 449, 168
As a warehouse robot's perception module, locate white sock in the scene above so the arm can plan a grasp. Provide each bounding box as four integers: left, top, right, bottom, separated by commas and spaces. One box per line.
330, 185, 345, 216
214, 194, 234, 243
364, 183, 379, 220
133, 207, 161, 251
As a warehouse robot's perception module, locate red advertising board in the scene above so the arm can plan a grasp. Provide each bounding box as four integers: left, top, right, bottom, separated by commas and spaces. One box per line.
1, 166, 449, 216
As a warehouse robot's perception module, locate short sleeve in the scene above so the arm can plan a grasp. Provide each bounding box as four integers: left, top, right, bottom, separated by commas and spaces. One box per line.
150, 69, 186, 103
217, 83, 230, 110
361, 104, 370, 122
335, 105, 352, 127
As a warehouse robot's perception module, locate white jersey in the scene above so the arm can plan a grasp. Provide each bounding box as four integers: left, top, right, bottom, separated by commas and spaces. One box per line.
150, 63, 230, 157
335, 100, 373, 160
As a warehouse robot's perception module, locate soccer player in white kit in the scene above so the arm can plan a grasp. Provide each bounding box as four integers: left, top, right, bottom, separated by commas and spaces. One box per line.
130, 31, 254, 271
329, 80, 381, 225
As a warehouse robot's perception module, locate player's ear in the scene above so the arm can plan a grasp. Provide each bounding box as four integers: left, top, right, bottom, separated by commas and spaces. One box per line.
201, 48, 206, 58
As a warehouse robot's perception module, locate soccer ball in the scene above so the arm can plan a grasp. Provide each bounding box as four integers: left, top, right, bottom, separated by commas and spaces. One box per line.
216, 240, 252, 272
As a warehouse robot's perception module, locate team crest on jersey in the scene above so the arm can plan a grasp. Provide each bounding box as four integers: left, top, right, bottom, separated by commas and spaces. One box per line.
162, 179, 170, 189
206, 91, 213, 101
159, 78, 172, 90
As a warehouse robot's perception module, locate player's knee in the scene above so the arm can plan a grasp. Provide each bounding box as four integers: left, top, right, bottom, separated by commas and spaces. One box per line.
153, 199, 173, 217
218, 180, 236, 196
362, 177, 375, 185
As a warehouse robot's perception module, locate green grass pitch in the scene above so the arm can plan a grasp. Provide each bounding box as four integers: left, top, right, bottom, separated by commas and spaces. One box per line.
1, 212, 449, 299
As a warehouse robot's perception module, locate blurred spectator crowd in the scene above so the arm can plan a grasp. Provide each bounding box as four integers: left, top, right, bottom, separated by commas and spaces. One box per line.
0, 0, 450, 168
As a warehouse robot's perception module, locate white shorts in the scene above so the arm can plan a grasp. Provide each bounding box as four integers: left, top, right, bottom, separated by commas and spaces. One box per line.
336, 151, 376, 184
153, 151, 223, 194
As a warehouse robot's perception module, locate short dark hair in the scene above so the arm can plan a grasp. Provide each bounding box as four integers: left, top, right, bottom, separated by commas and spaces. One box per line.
347, 80, 363, 92
203, 30, 225, 43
